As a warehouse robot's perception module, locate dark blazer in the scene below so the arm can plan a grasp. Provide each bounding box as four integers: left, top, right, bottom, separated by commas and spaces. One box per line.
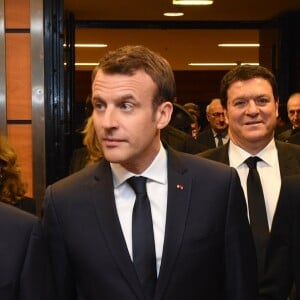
197, 128, 216, 149
0, 202, 52, 300
260, 175, 300, 300
198, 140, 300, 291
43, 147, 258, 300
199, 140, 300, 178
161, 125, 208, 154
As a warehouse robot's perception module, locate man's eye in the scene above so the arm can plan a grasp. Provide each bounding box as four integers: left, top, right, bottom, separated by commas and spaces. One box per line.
256, 98, 269, 105
120, 102, 133, 110
233, 99, 246, 106
94, 102, 105, 110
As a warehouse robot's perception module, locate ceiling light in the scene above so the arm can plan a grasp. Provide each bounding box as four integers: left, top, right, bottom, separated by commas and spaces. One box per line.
218, 43, 260, 47
63, 43, 108, 48
164, 12, 184, 17
188, 62, 259, 66
173, 0, 213, 5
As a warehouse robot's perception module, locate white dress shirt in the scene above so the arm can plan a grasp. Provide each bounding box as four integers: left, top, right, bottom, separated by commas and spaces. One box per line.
110, 143, 168, 275
228, 139, 281, 229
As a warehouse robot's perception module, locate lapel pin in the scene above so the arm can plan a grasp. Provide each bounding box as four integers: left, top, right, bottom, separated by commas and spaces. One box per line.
176, 184, 184, 190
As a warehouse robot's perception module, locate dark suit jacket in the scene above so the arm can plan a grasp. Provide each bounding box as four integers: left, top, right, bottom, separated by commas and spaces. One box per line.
198, 140, 300, 288
286, 131, 300, 145
260, 175, 300, 300
197, 128, 216, 149
161, 125, 208, 154
0, 202, 52, 300
43, 147, 258, 300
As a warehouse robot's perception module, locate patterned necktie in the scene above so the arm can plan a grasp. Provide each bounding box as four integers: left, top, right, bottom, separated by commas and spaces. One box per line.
245, 156, 269, 279
128, 176, 157, 299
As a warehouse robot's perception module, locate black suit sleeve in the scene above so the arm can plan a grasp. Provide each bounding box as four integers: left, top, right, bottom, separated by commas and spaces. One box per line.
43, 186, 76, 300
19, 219, 54, 300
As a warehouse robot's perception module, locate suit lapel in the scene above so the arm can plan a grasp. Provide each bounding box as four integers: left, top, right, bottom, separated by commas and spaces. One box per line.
155, 149, 192, 299
91, 160, 144, 299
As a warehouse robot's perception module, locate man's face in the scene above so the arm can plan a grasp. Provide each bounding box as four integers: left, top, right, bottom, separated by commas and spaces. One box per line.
225, 77, 278, 154
206, 100, 228, 133
92, 69, 172, 173
287, 95, 300, 129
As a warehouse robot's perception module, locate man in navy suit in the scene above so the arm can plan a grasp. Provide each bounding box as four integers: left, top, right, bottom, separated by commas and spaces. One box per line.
199, 65, 300, 289
43, 45, 257, 300
0, 202, 52, 299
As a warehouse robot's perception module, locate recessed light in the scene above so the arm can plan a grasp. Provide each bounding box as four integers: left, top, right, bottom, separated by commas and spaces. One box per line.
164, 12, 184, 17
218, 43, 260, 47
63, 43, 108, 48
173, 0, 213, 5
188, 62, 259, 66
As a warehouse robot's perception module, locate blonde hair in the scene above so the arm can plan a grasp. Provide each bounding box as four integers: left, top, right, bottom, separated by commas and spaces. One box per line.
82, 117, 103, 163
0, 134, 27, 205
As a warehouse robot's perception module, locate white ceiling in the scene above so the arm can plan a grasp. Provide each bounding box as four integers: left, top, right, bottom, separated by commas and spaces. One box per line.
64, 0, 300, 70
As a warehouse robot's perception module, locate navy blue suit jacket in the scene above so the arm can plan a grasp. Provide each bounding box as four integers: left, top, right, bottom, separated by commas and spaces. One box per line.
0, 202, 52, 300
43, 147, 258, 300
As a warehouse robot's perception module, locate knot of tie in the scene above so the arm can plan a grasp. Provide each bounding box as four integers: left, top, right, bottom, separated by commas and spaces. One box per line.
245, 156, 261, 169
128, 176, 147, 195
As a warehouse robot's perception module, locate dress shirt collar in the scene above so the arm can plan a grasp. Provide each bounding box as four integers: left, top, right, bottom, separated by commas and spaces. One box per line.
212, 128, 227, 138
110, 142, 168, 188
228, 139, 278, 169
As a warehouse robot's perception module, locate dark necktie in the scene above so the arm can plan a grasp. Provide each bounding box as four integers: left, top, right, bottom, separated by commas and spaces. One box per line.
216, 133, 223, 147
128, 176, 157, 299
245, 156, 269, 279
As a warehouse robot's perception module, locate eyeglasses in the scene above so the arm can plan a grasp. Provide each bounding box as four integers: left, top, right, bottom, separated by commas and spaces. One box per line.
209, 112, 225, 118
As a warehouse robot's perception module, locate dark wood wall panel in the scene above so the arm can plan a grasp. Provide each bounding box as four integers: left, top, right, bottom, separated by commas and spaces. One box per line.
5, 0, 30, 28
74, 70, 227, 106
6, 33, 31, 120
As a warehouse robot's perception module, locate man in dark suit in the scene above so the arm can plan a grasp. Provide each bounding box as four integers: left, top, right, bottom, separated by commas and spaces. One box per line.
0, 202, 52, 299
43, 45, 258, 300
260, 175, 300, 300
199, 65, 300, 288
277, 92, 300, 143
197, 98, 228, 148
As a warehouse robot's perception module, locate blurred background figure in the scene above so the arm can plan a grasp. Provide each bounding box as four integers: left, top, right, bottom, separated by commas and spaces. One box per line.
0, 134, 35, 214
165, 102, 208, 153
69, 116, 103, 173
169, 103, 195, 135
277, 92, 300, 143
275, 102, 290, 137
197, 98, 228, 148
184, 102, 201, 139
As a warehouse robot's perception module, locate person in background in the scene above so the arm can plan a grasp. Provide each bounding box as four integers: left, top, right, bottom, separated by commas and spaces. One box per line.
199, 64, 300, 291
0, 133, 35, 214
274, 102, 290, 137
0, 133, 53, 299
69, 116, 103, 173
277, 92, 300, 143
197, 98, 229, 148
184, 102, 202, 139
0, 201, 53, 299
260, 175, 300, 300
43, 45, 257, 300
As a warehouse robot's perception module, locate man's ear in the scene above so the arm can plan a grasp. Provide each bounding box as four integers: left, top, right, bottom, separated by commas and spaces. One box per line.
156, 101, 173, 129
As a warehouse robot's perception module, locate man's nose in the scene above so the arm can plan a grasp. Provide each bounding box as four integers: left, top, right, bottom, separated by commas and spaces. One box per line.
246, 100, 259, 114
102, 108, 117, 128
